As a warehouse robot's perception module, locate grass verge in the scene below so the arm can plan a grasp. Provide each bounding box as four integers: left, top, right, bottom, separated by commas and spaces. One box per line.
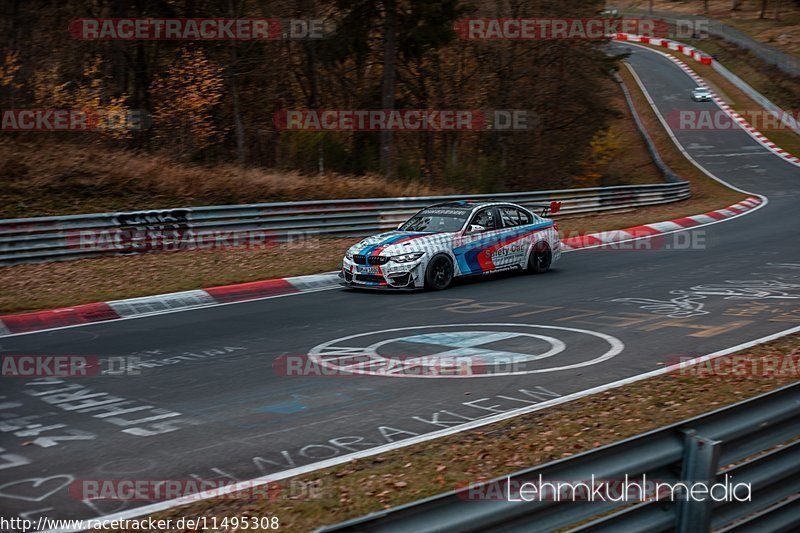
110, 333, 800, 532
0, 138, 450, 219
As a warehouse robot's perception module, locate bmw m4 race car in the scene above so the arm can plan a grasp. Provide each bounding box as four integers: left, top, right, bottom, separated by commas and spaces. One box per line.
341, 200, 562, 290
691, 87, 712, 102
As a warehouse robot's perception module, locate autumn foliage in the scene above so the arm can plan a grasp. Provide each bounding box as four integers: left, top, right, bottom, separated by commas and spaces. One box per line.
2, 0, 623, 195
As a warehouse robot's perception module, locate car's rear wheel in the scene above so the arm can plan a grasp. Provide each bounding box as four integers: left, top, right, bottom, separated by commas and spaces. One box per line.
425, 255, 454, 290
528, 242, 552, 274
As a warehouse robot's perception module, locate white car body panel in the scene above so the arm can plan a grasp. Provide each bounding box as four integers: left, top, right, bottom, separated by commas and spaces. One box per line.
341, 201, 561, 289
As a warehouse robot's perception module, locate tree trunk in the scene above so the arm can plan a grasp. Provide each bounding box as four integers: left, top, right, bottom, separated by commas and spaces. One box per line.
132, 41, 151, 149
380, 0, 397, 178
228, 0, 246, 163
298, 0, 323, 173
304, 41, 323, 173
111, 0, 127, 98
229, 64, 246, 163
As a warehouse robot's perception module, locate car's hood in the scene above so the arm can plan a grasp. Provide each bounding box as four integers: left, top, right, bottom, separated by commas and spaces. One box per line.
350, 231, 452, 256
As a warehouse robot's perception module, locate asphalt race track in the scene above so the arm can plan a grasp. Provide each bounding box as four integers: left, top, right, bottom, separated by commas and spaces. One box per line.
1, 43, 799, 523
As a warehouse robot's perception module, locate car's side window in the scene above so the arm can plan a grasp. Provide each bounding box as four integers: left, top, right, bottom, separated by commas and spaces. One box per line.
517, 209, 533, 225
528, 211, 543, 224
499, 207, 520, 227
470, 208, 497, 231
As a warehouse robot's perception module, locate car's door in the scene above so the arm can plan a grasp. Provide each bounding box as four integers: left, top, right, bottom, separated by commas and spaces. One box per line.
492, 206, 532, 269
453, 207, 504, 275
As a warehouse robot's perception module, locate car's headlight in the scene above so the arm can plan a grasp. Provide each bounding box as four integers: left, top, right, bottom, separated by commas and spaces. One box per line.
345, 250, 354, 260
391, 252, 424, 263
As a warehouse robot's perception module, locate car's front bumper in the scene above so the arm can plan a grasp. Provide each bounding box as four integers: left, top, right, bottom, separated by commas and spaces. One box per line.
341, 256, 425, 289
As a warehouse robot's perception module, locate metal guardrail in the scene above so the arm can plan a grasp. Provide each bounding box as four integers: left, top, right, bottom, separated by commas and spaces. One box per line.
703, 18, 800, 77
710, 61, 800, 135
320, 382, 800, 532
613, 71, 683, 183
0, 182, 691, 265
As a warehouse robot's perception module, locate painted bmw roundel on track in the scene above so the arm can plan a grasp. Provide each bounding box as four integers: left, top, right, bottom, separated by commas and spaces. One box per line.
307, 323, 624, 378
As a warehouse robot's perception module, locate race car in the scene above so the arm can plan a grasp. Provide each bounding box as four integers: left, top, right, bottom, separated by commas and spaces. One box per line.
341, 200, 562, 290
691, 87, 712, 102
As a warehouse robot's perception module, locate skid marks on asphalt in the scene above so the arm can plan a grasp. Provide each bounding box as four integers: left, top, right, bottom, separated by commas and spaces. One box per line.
392, 296, 766, 339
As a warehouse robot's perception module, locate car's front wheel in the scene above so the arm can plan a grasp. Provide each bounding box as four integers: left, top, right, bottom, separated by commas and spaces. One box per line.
528, 242, 552, 274
425, 255, 454, 290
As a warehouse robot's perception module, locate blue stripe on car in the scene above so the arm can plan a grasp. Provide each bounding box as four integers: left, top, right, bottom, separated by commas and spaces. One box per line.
453, 222, 552, 274
359, 232, 427, 258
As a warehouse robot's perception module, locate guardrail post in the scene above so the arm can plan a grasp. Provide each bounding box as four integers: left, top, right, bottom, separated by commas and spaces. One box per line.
676, 429, 721, 532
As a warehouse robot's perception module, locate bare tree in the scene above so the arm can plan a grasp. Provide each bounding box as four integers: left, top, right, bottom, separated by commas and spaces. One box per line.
227, 0, 246, 163
380, 0, 397, 178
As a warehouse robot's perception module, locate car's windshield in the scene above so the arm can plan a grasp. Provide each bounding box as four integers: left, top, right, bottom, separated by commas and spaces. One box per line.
400, 208, 470, 232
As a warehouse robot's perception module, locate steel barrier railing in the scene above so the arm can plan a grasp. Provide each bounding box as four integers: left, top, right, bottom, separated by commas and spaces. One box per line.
0, 181, 691, 265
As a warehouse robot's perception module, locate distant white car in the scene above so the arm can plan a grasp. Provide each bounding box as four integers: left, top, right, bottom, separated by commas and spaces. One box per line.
341, 200, 562, 290
691, 87, 712, 102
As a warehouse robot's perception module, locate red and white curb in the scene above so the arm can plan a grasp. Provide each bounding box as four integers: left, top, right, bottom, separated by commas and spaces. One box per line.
613, 33, 714, 65
0, 272, 340, 337
560, 196, 762, 250
613, 33, 800, 167
0, 197, 762, 337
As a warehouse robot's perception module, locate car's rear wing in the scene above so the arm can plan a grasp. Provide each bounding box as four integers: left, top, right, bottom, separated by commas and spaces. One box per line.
528, 201, 562, 217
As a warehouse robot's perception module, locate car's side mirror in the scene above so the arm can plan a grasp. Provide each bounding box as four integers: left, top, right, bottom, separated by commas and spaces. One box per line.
469, 224, 486, 233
